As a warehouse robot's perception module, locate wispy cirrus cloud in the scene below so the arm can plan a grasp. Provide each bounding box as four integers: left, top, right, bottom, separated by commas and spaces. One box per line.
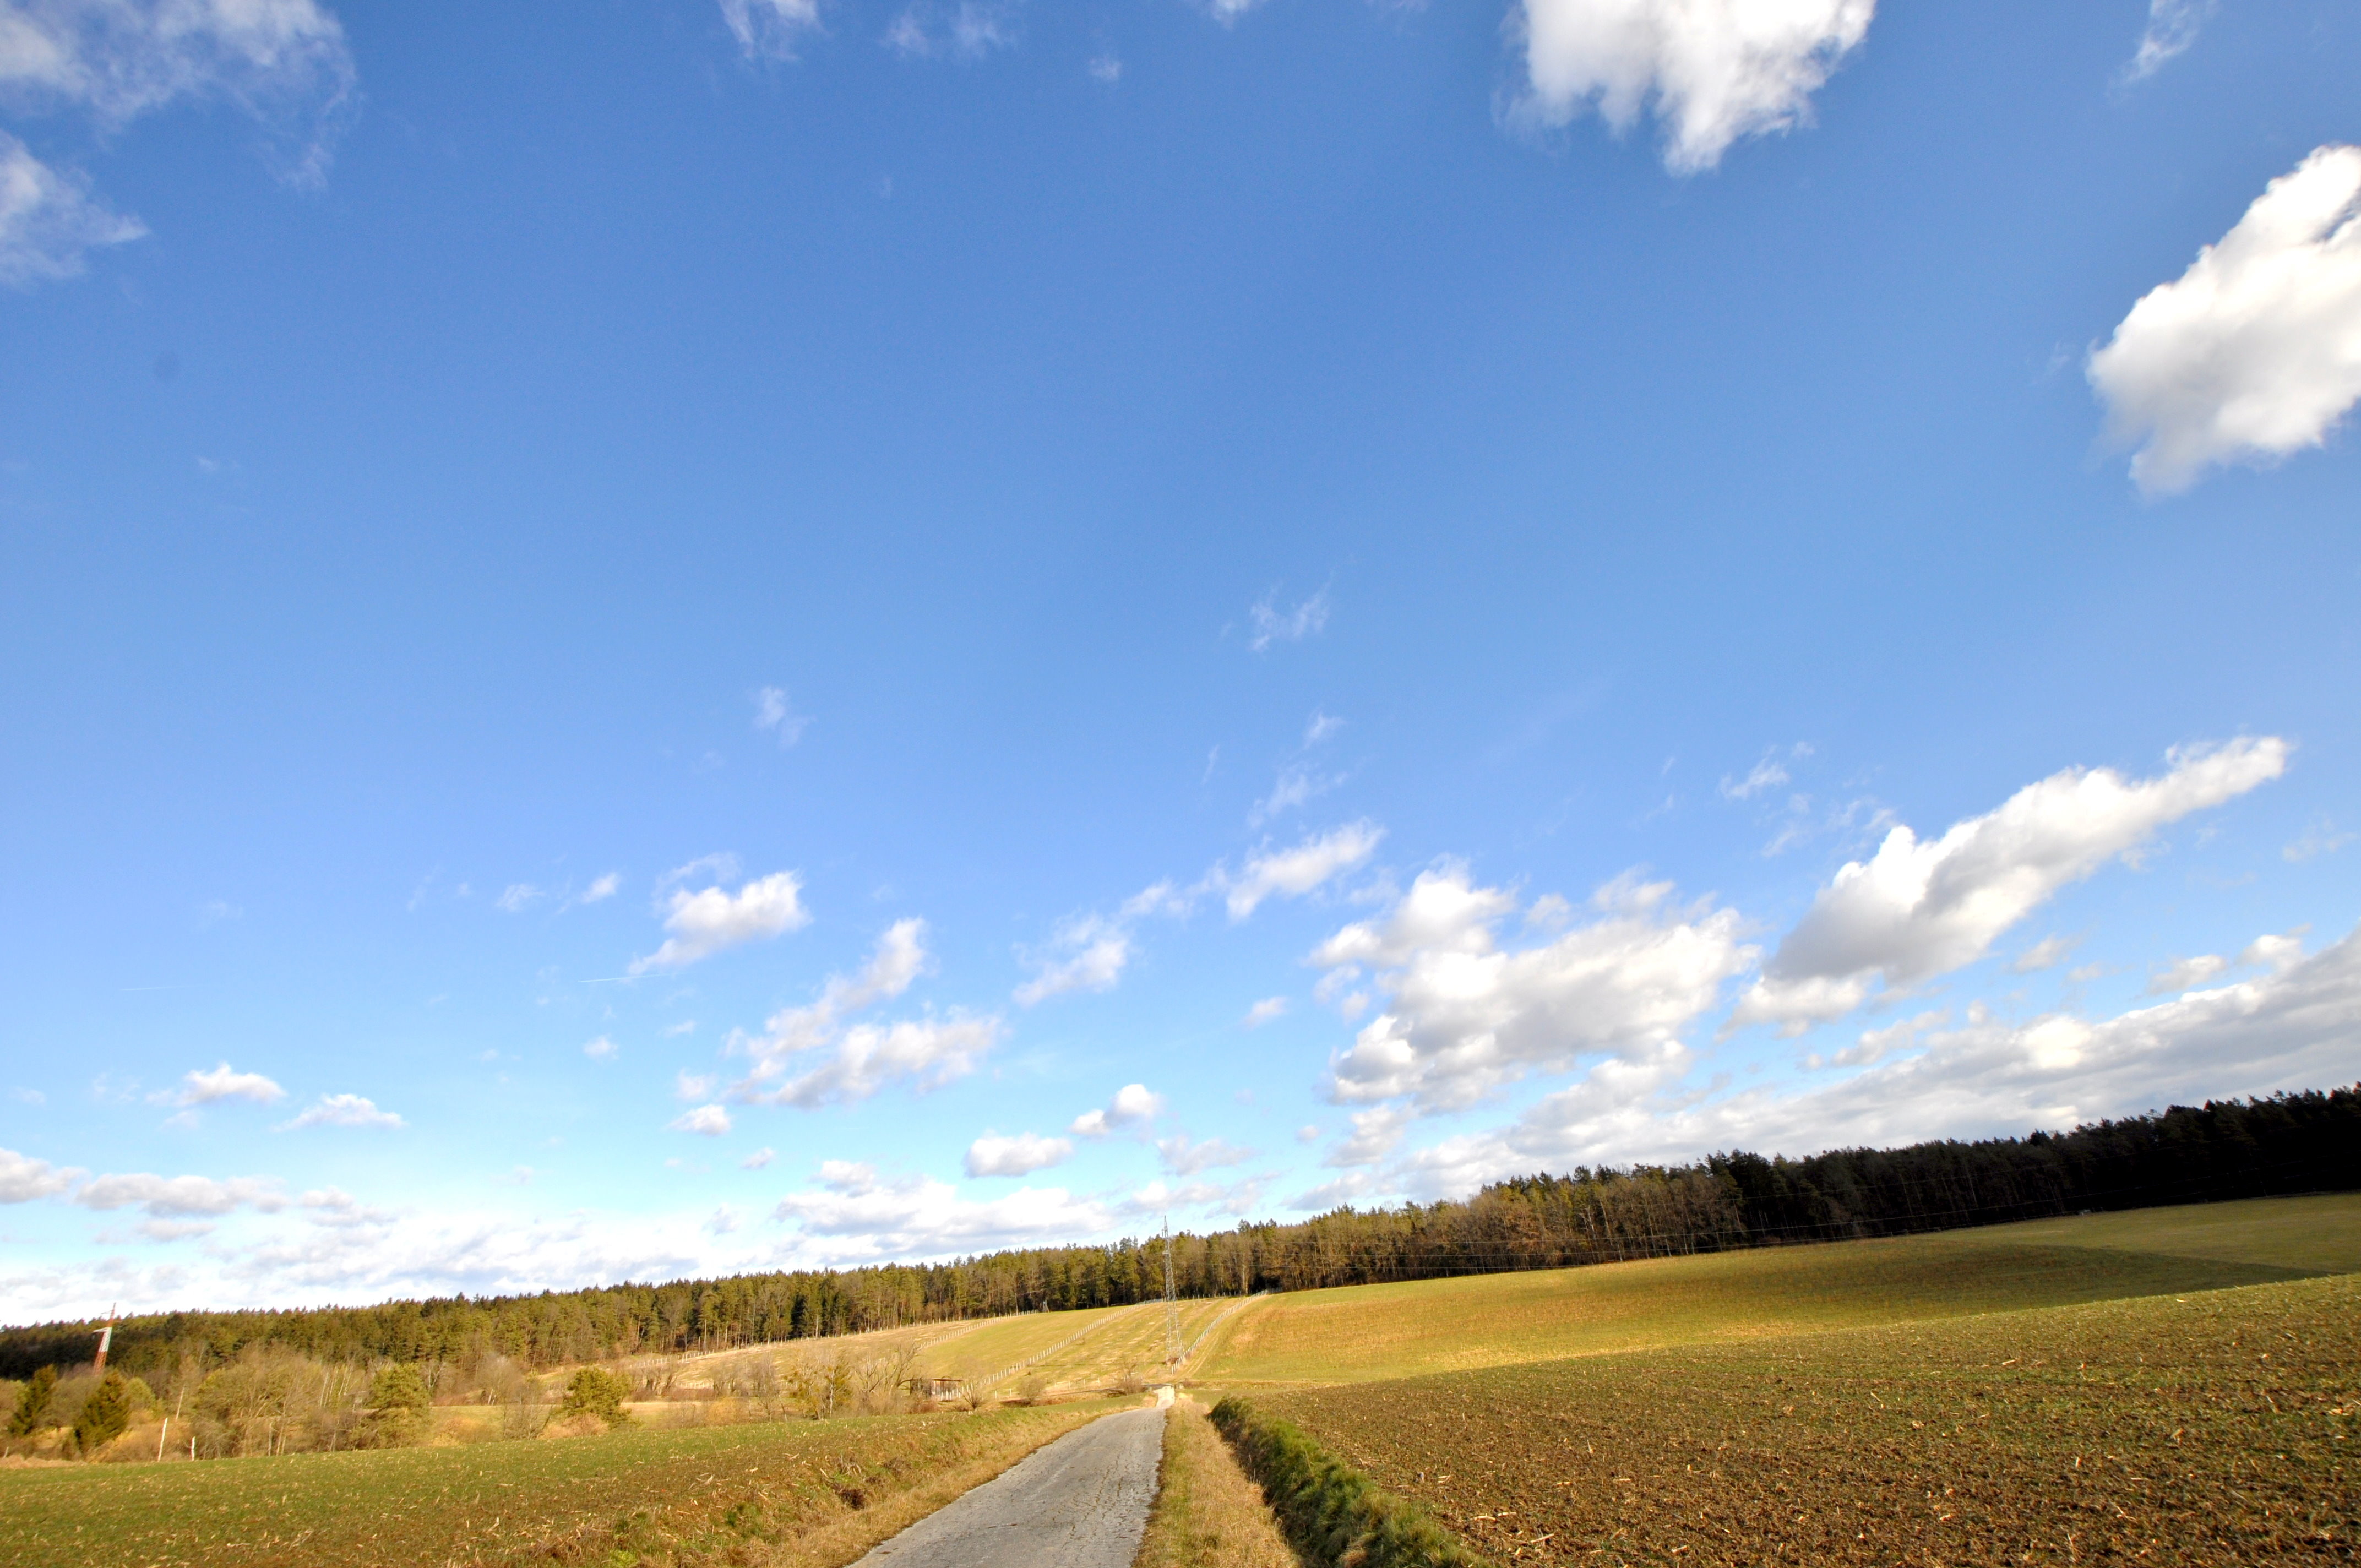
730, 919, 1001, 1108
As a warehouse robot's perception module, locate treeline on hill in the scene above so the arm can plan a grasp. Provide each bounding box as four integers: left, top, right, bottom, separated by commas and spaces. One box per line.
4, 1086, 2353, 1380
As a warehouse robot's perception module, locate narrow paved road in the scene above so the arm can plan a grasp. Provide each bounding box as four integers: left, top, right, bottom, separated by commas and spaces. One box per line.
852, 1407, 1166, 1568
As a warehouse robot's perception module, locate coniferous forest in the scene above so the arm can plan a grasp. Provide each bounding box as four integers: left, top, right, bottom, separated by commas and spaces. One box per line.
3, 1086, 2352, 1380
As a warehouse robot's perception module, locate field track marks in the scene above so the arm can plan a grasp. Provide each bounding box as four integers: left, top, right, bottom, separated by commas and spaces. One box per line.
851, 1407, 1165, 1568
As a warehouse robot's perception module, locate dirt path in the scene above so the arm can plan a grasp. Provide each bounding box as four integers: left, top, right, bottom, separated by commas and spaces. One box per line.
848, 1407, 1166, 1568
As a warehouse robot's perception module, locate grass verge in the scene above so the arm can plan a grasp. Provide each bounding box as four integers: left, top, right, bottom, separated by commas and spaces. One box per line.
1260, 1274, 2361, 1565
1134, 1398, 1302, 1568
1211, 1394, 1490, 1568
0, 1399, 1113, 1568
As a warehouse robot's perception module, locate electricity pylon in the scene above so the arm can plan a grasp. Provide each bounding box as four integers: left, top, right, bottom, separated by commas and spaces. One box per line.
1162, 1216, 1181, 1368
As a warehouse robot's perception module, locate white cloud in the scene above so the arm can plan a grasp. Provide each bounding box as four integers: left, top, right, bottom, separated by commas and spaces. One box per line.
2089, 147, 2361, 494
1119, 1174, 1271, 1218
583, 1036, 618, 1060
1250, 763, 1341, 828
76, 1170, 286, 1217
1511, 0, 1874, 175
1156, 1134, 1254, 1176
1733, 739, 2288, 1033
581, 871, 622, 903
1248, 587, 1330, 652
276, 1093, 404, 1131
882, 0, 1013, 57
670, 1104, 732, 1136
165, 1062, 286, 1107
1221, 821, 1383, 921
675, 1070, 716, 1101
496, 883, 542, 913
1087, 52, 1120, 84
1719, 742, 1810, 801
1242, 995, 1289, 1028
2240, 930, 2307, 975
741, 1146, 775, 1170
719, 0, 821, 59
2285, 816, 2355, 864
2010, 934, 2081, 974
1069, 1082, 1162, 1138
2123, 0, 2212, 83
753, 685, 810, 745
774, 1172, 1107, 1262
630, 870, 810, 973
1323, 1105, 1411, 1167
1014, 915, 1132, 1006
1316, 866, 1752, 1113
1803, 1008, 1944, 1071
0, 133, 144, 286
659, 851, 741, 889
2148, 954, 2228, 995
0, 1148, 82, 1202
964, 1131, 1074, 1177
1380, 921, 2361, 1199
730, 920, 999, 1108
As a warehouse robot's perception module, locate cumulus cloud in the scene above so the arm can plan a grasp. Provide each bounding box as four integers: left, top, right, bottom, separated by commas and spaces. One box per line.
1069, 1082, 1162, 1138
162, 1062, 286, 1107
2089, 148, 2361, 494
581, 872, 622, 903
1014, 915, 1132, 1006
2123, 0, 2212, 83
276, 1093, 403, 1130
1381, 921, 2361, 1200
719, 0, 821, 59
964, 1131, 1073, 1177
1220, 821, 1383, 921
741, 1146, 775, 1170
669, 1103, 732, 1136
0, 133, 144, 286
583, 1036, 618, 1061
1511, 0, 1874, 175
1733, 739, 2288, 1033
0, 1147, 82, 1203
2148, 954, 2228, 995
1315, 865, 1752, 1113
730, 920, 999, 1107
630, 870, 810, 973
1248, 587, 1329, 652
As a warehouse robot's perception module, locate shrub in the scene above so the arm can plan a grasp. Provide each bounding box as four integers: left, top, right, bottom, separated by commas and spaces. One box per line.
6, 1365, 56, 1438
73, 1373, 133, 1456
556, 1367, 634, 1429
1210, 1396, 1490, 1568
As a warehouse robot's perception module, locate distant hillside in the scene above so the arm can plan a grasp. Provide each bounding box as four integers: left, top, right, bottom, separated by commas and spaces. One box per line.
4, 1085, 2353, 1378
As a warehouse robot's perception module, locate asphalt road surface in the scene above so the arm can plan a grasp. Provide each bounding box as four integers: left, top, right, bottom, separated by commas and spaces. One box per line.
851, 1407, 1167, 1568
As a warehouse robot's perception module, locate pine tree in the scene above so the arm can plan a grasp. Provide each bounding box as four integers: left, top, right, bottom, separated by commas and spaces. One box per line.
6, 1364, 56, 1438
72, 1371, 131, 1455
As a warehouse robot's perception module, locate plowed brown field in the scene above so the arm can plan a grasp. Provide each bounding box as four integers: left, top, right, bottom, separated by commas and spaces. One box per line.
1260, 1274, 2360, 1566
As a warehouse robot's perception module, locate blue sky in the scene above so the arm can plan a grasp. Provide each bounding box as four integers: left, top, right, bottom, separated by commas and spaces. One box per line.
1, 0, 2357, 1319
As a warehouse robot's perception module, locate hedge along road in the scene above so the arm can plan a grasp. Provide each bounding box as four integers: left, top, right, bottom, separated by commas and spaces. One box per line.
853, 1402, 1168, 1568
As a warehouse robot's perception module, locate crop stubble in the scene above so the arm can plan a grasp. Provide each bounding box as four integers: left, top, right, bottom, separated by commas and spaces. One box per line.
1260, 1276, 2359, 1566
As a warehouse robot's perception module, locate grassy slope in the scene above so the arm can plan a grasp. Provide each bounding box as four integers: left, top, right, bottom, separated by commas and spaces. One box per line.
0, 1401, 1113, 1568
1134, 1400, 1302, 1568
1260, 1275, 2360, 1565
1196, 1195, 2361, 1386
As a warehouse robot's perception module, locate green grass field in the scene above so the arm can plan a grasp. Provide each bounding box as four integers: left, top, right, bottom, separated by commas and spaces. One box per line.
1194, 1195, 2361, 1386
0, 1401, 1113, 1568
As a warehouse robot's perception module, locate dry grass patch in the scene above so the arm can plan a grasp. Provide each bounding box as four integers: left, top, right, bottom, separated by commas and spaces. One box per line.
1262, 1275, 2360, 1565
1136, 1398, 1302, 1568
